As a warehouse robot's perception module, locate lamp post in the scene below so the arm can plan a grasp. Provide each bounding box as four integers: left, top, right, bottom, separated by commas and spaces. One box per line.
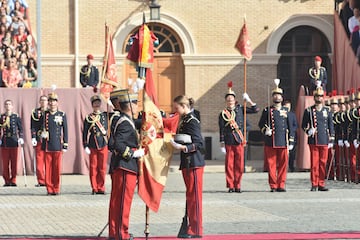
149, 0, 161, 20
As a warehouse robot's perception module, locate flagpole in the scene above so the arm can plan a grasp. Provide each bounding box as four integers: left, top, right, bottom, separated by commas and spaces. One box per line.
145, 206, 150, 240
243, 59, 247, 145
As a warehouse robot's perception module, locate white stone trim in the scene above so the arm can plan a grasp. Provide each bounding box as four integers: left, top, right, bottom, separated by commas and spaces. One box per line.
267, 14, 333, 54
113, 11, 196, 54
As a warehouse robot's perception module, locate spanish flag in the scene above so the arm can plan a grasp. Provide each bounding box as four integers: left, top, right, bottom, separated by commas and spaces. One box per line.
138, 68, 173, 212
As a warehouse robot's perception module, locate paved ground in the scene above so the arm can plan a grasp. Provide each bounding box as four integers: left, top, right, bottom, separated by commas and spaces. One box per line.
1, 159, 360, 239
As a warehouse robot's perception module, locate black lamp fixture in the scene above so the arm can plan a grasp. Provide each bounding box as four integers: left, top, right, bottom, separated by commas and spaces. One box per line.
149, 0, 161, 20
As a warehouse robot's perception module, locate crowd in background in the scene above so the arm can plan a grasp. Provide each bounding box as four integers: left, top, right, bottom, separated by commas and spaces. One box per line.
0, 0, 37, 88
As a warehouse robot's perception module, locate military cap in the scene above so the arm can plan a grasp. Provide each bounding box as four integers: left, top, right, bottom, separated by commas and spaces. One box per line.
330, 97, 338, 105
87, 54, 94, 60
356, 88, 360, 100
48, 92, 58, 101
90, 95, 101, 103
313, 86, 324, 96
110, 89, 138, 103
272, 78, 283, 95
314, 56, 322, 62
338, 96, 345, 104
225, 81, 236, 98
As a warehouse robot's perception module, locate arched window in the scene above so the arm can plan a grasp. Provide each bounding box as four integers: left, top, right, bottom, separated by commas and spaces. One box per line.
277, 26, 331, 104
123, 23, 184, 54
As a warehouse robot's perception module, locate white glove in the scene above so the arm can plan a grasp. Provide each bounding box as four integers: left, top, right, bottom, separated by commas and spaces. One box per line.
337, 139, 344, 147
221, 147, 226, 154
132, 83, 139, 93
18, 138, 24, 145
316, 80, 321, 87
307, 127, 316, 136
242, 93, 251, 102
136, 78, 145, 90
328, 143, 334, 149
288, 145, 294, 151
170, 139, 184, 150
265, 127, 272, 136
133, 148, 145, 158
84, 147, 91, 155
354, 139, 359, 149
344, 140, 350, 148
31, 138, 37, 146
62, 149, 68, 153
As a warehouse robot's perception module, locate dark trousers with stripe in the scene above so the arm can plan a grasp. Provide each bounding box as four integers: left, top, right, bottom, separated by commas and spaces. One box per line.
108, 168, 137, 240
182, 167, 204, 236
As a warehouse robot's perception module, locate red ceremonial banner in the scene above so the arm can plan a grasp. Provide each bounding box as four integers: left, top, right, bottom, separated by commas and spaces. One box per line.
235, 22, 252, 61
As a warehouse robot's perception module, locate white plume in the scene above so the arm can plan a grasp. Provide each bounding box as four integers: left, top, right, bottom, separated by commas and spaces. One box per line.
128, 78, 133, 85
51, 84, 57, 91
274, 78, 280, 87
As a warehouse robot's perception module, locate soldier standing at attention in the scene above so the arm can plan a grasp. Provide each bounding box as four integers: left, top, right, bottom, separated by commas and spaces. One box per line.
308, 56, 327, 94
80, 54, 99, 89
302, 85, 334, 191
41, 92, 68, 195
258, 79, 295, 192
107, 89, 144, 240
83, 95, 108, 195
218, 81, 259, 193
0, 99, 23, 187
30, 95, 48, 187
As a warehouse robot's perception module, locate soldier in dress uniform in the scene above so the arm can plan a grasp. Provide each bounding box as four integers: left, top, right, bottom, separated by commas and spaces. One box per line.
82, 95, 108, 194
258, 79, 295, 192
107, 89, 144, 240
326, 96, 339, 180
0, 99, 23, 187
349, 89, 360, 183
218, 81, 259, 193
40, 92, 68, 195
30, 95, 48, 187
170, 95, 205, 239
308, 56, 327, 94
80, 54, 99, 88
301, 86, 335, 191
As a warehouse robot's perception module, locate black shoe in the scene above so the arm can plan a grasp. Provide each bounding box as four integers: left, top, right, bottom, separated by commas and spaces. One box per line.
92, 190, 96, 195
276, 188, 286, 192
228, 188, 235, 193
318, 186, 329, 191
96, 191, 105, 195
178, 234, 202, 238
310, 186, 317, 191
3, 183, 11, 187
270, 188, 276, 192
35, 183, 46, 187
235, 188, 242, 193
10, 183, 17, 187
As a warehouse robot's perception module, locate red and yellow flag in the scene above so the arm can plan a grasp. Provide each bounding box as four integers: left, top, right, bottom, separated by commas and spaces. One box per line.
138, 68, 173, 212
100, 24, 118, 102
235, 22, 252, 61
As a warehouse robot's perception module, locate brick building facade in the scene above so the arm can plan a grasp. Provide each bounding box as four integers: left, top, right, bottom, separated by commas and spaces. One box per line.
27, 0, 334, 160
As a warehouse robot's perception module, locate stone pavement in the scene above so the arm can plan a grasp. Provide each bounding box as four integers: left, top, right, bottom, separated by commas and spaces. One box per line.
1, 159, 360, 239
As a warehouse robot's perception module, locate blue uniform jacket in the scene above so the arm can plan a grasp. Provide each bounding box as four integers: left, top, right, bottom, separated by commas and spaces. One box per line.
301, 105, 335, 146
83, 112, 108, 149
0, 113, 23, 147
258, 106, 295, 148
177, 113, 205, 170
109, 112, 139, 174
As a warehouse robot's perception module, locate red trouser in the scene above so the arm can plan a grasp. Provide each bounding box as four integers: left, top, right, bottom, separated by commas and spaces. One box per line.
182, 167, 204, 237
264, 146, 288, 189
1, 147, 19, 184
349, 144, 360, 181
309, 145, 328, 187
108, 168, 137, 240
45, 151, 62, 194
35, 142, 46, 185
225, 144, 244, 189
89, 146, 108, 192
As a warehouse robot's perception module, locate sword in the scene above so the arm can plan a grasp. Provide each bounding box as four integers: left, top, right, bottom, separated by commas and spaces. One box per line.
20, 144, 27, 187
